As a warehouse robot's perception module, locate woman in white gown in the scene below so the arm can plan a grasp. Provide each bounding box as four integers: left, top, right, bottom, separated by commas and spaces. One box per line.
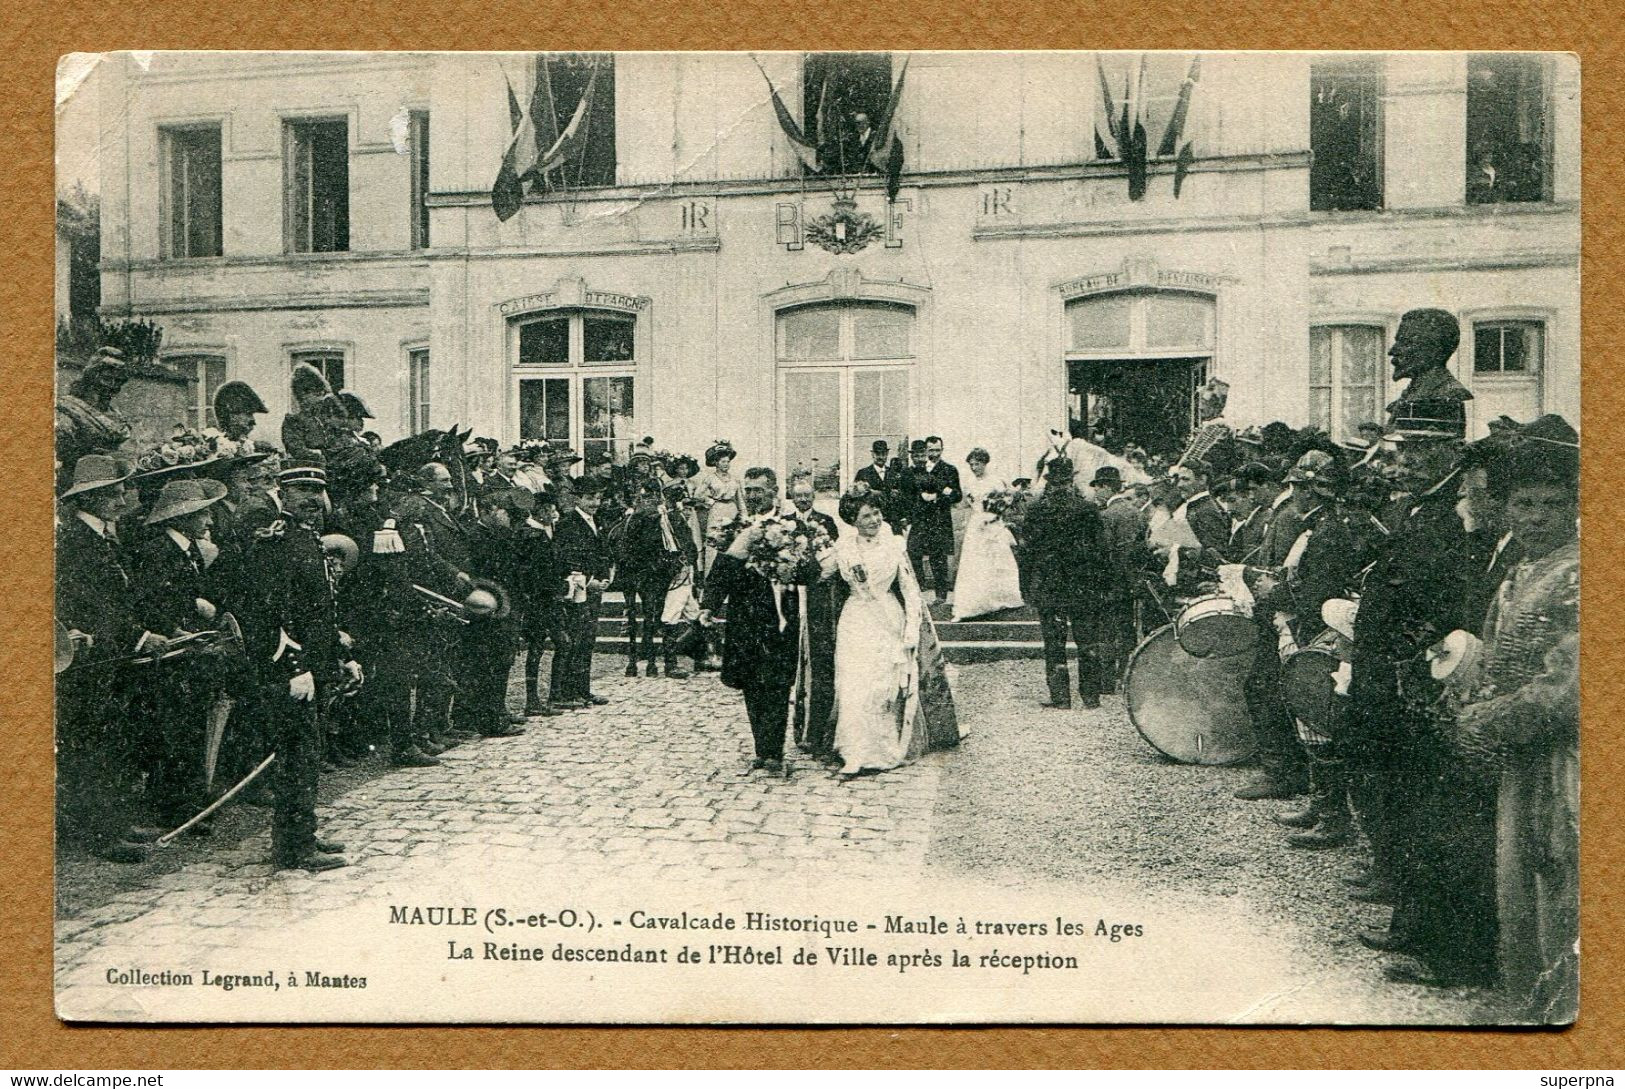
832, 491, 960, 778
951, 447, 1025, 621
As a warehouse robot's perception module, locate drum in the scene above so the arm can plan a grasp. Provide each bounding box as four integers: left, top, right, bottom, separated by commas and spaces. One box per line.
1174, 594, 1257, 658
1281, 630, 1346, 737
1125, 624, 1255, 766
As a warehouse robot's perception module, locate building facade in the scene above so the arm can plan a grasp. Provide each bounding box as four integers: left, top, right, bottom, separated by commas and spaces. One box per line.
96, 51, 1580, 495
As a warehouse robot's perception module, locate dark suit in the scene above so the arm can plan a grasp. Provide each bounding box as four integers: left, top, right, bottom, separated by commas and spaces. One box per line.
513, 520, 574, 709
555, 509, 612, 702
702, 545, 799, 761
56, 514, 150, 850
1242, 492, 1314, 789
1021, 484, 1106, 705
616, 508, 690, 671
904, 459, 962, 598
242, 515, 352, 863
128, 530, 220, 828
1097, 494, 1148, 684
1178, 492, 1232, 559
854, 462, 900, 525
394, 493, 472, 734
787, 508, 841, 755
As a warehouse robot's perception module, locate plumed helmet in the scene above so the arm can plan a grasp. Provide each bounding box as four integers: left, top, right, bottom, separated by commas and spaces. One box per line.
291, 362, 334, 403
336, 391, 374, 420
213, 380, 268, 420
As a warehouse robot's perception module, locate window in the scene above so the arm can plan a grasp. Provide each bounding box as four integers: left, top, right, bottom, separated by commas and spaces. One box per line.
514, 308, 637, 464
803, 53, 893, 176
1471, 320, 1544, 427
1067, 291, 1214, 355
1309, 326, 1385, 441
1310, 59, 1383, 212
284, 118, 349, 253
409, 111, 430, 250
408, 347, 431, 434
1093, 53, 1193, 162
776, 301, 914, 497
172, 354, 227, 431
1466, 54, 1549, 204
160, 125, 223, 258
533, 53, 616, 189
291, 350, 345, 392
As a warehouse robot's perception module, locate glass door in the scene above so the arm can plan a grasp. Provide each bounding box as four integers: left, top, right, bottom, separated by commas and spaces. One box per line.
781, 366, 911, 503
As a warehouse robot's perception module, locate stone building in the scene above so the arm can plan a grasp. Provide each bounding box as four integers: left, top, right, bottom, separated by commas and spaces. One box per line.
94, 51, 1579, 494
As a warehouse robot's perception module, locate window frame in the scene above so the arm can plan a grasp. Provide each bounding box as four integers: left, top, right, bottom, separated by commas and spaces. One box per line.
1308, 56, 1385, 213
1464, 53, 1554, 206
1063, 289, 1216, 360
404, 341, 431, 435
1308, 322, 1389, 443
282, 115, 351, 254
158, 121, 225, 260
287, 344, 350, 394
509, 307, 640, 464
408, 110, 431, 251
1462, 310, 1550, 432
162, 351, 229, 432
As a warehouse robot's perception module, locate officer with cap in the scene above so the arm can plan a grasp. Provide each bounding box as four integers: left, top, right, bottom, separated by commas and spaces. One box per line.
237, 454, 363, 871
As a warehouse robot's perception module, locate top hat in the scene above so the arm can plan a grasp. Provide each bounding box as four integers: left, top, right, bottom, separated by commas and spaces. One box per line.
61, 453, 134, 498
143, 477, 228, 525
1090, 465, 1123, 487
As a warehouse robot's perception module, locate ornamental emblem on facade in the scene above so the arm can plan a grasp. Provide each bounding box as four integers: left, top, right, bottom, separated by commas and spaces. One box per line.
803, 191, 884, 255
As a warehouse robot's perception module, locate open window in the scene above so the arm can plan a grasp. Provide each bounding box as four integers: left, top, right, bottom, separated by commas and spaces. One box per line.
284, 118, 349, 253
1310, 58, 1383, 212
1466, 54, 1549, 204
160, 124, 223, 258
803, 53, 893, 176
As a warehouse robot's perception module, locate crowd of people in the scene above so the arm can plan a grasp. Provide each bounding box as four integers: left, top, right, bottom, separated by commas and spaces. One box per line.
55, 306, 1577, 1019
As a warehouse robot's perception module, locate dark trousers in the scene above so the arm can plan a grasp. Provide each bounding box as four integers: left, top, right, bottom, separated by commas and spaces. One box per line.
56, 676, 142, 849
524, 605, 572, 707
135, 669, 210, 829
455, 621, 518, 735
1038, 604, 1101, 704
742, 673, 794, 761
1243, 636, 1307, 785
907, 528, 953, 598
1098, 592, 1136, 690
416, 624, 460, 739
625, 578, 665, 667
270, 685, 323, 863
1386, 745, 1500, 983
793, 630, 837, 755
558, 592, 602, 702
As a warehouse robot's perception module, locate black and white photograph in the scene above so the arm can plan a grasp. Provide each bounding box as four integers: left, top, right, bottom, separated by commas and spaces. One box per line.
52, 49, 1580, 1025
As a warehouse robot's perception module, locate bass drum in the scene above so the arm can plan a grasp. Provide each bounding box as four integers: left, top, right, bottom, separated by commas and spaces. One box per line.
1125, 624, 1255, 766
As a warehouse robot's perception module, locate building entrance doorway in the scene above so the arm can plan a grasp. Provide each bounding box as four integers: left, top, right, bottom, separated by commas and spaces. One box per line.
1067, 357, 1209, 460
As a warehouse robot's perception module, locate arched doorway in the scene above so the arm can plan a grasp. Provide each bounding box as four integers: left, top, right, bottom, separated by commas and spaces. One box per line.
1064, 290, 1214, 459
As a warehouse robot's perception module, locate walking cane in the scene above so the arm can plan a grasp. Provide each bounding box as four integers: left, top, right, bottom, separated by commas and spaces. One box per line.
156, 753, 276, 847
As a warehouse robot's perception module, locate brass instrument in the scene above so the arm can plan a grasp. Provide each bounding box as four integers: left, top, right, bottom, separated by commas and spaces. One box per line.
412, 583, 474, 624
1173, 420, 1234, 472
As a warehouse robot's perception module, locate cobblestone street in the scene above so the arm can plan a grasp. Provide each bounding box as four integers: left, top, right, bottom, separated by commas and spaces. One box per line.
55, 659, 1500, 1024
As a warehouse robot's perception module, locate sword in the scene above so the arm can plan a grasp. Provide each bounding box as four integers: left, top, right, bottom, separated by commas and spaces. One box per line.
156, 753, 276, 846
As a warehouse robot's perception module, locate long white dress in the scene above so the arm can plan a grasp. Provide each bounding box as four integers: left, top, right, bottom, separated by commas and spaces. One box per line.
833, 530, 923, 774
951, 472, 1025, 621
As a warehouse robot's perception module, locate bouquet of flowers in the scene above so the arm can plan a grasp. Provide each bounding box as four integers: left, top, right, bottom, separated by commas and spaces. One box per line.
743, 514, 833, 585
981, 487, 1024, 523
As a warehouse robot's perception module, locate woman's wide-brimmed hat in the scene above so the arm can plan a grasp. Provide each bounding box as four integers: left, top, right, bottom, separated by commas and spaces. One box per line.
60, 453, 135, 498
704, 439, 736, 467
143, 477, 228, 525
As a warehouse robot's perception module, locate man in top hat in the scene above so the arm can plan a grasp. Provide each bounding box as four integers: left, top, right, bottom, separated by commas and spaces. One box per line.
56, 454, 170, 862
1385, 309, 1473, 440
554, 475, 616, 708
511, 489, 571, 718
126, 475, 231, 833
213, 380, 270, 446
235, 455, 362, 871
1021, 457, 1107, 710
1346, 421, 1495, 987
903, 436, 962, 605
1090, 464, 1148, 689
56, 346, 134, 472
394, 462, 477, 748
854, 440, 899, 526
